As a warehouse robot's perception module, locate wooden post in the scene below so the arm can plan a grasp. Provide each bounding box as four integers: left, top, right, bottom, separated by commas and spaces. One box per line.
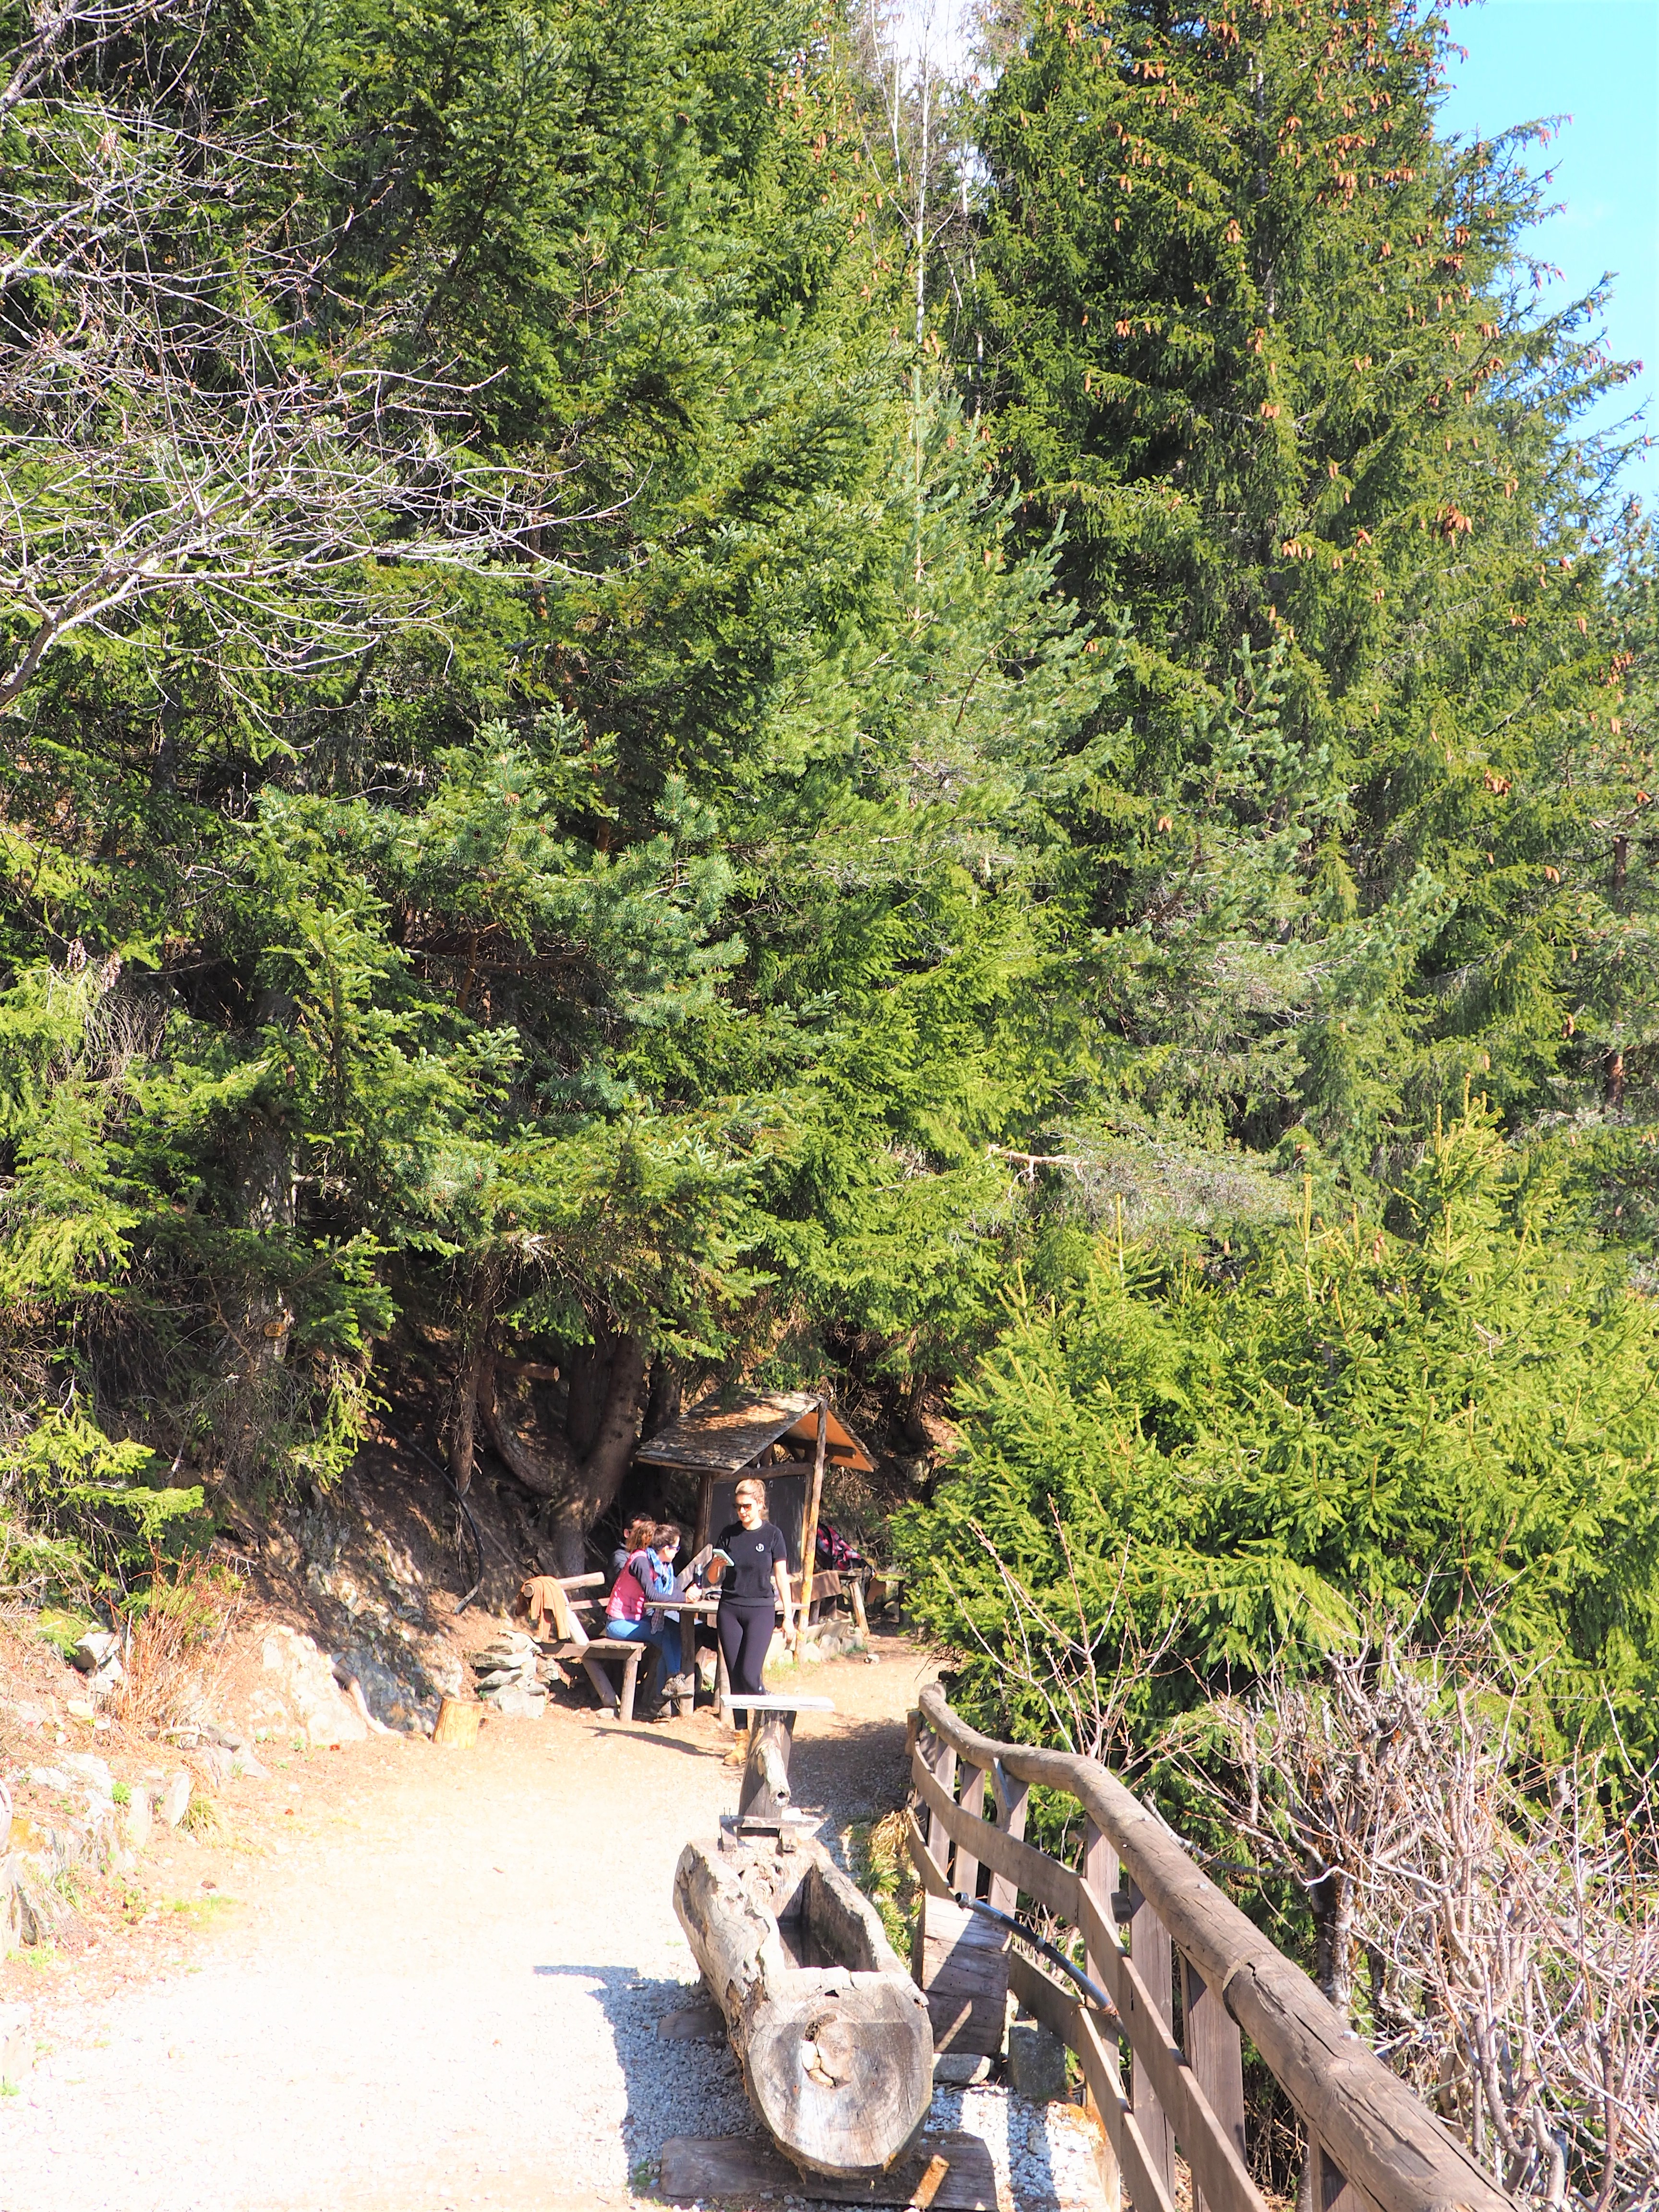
1182, 1956, 1248, 2212
1082, 1818, 1124, 2212
1307, 2137, 1368, 2212
797, 1398, 829, 1623
693, 1470, 713, 1560
848, 1572, 869, 1636
954, 1764, 991, 1901
986, 1761, 1028, 1913
1127, 1877, 1176, 2201
738, 1710, 795, 1825
926, 1737, 958, 1880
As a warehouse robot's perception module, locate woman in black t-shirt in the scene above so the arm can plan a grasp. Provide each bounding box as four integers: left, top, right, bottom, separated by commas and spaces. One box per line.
713, 1475, 795, 1696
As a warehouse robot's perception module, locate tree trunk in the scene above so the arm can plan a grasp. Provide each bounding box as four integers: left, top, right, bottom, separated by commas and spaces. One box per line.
645, 1353, 682, 1440
450, 1349, 481, 1495
550, 1332, 648, 1571
477, 1351, 577, 1503
673, 1834, 932, 2178
472, 1333, 648, 1575
1310, 1866, 1354, 2020
565, 1335, 613, 1457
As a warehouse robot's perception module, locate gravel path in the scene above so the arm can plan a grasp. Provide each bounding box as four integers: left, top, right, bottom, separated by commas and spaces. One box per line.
0, 1636, 1103, 2212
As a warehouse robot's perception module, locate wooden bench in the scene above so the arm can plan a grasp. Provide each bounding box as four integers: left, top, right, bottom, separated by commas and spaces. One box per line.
534, 1575, 651, 1723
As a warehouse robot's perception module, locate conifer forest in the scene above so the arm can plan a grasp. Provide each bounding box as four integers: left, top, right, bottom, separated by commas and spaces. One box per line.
1, 0, 1656, 2195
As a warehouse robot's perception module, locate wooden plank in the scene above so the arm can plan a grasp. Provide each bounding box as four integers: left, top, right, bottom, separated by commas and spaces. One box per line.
1077, 1879, 1268, 2212
1009, 1947, 1090, 2049
796, 1398, 829, 1623
660, 2131, 998, 2209
1130, 1881, 1177, 2201
1084, 1819, 1125, 2212
904, 1808, 952, 1900
1074, 2008, 1181, 2212
1008, 1915, 1268, 2212
913, 1893, 1009, 2056
955, 1763, 991, 1900
1308, 2137, 1377, 2212
924, 1738, 958, 1875
987, 1764, 1028, 1916
912, 1756, 1080, 1923
725, 1693, 835, 1712
1185, 1956, 1249, 2212
914, 1687, 1513, 2212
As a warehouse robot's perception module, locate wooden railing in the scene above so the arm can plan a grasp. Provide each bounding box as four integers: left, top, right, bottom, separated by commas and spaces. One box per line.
910, 1684, 1514, 2212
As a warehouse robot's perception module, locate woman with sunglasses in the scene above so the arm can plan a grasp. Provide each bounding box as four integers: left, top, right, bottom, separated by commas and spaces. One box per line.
712, 1475, 795, 1698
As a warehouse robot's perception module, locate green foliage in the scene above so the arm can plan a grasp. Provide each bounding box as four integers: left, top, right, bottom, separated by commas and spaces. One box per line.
0, 1404, 209, 1598
895, 1101, 1659, 1758
967, 0, 1659, 1166
0, 0, 1655, 1709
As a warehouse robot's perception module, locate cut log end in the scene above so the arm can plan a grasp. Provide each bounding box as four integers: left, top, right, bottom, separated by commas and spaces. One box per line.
746, 1978, 934, 2177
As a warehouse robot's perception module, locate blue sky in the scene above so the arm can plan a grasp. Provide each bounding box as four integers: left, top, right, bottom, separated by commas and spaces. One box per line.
1425, 1, 1657, 505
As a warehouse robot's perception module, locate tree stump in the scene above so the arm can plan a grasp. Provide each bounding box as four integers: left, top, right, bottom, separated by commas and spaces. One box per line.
432, 1696, 480, 1747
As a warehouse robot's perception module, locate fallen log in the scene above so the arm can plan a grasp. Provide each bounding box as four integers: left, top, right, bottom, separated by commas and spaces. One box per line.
673, 1833, 933, 2178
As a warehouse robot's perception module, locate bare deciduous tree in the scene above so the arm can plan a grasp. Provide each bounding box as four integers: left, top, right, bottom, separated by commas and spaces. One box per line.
949, 1508, 1178, 1767
0, 0, 589, 720
1159, 1624, 1659, 2212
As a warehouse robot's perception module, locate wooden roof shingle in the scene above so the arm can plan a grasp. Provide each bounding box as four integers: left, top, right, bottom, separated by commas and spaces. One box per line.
634, 1390, 874, 1476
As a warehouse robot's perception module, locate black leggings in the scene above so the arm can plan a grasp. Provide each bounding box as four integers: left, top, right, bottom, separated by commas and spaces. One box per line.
717, 1601, 775, 1697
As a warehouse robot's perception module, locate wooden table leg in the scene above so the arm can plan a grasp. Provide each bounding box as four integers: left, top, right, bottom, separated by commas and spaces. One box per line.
620, 1648, 640, 1724
582, 1654, 618, 1712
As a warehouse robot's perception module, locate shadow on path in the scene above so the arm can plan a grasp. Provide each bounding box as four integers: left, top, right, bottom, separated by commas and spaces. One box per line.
531, 1963, 757, 2172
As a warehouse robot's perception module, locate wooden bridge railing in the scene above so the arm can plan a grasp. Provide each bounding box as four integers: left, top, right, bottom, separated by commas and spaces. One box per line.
910, 1683, 1513, 2212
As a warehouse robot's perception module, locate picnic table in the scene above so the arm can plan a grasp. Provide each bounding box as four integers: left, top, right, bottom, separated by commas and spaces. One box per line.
537, 1548, 867, 1725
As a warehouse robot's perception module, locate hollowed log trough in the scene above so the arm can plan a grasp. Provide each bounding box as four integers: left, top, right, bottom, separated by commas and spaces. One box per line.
673, 1833, 934, 2179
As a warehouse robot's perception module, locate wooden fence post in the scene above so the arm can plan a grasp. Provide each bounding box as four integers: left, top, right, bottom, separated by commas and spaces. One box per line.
987, 1761, 1028, 1913
1127, 1877, 1177, 2201
1083, 1818, 1125, 2212
926, 1737, 958, 1879
955, 1763, 992, 1900
1181, 1956, 1248, 2212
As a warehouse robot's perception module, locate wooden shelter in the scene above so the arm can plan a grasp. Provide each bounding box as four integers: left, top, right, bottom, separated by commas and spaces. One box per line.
634, 1391, 874, 1617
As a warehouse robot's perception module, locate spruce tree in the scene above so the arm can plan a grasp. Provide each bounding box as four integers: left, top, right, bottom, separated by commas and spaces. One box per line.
967, 0, 1658, 1175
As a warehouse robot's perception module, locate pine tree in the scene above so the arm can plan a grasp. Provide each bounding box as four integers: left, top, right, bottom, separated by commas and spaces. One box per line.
966, 0, 1659, 1175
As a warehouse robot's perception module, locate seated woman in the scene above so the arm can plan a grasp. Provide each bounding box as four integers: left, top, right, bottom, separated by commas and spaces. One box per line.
604, 1522, 690, 1710
609, 1515, 656, 1585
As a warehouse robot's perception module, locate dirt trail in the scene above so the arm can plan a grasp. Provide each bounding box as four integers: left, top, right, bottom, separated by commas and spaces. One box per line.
0, 1637, 944, 2212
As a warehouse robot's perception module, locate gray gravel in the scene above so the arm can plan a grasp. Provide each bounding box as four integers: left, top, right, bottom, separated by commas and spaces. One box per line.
0, 1645, 1102, 2212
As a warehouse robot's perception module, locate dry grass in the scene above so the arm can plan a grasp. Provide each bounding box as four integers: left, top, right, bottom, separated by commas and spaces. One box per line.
845, 1805, 921, 1956
113, 1555, 242, 1734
